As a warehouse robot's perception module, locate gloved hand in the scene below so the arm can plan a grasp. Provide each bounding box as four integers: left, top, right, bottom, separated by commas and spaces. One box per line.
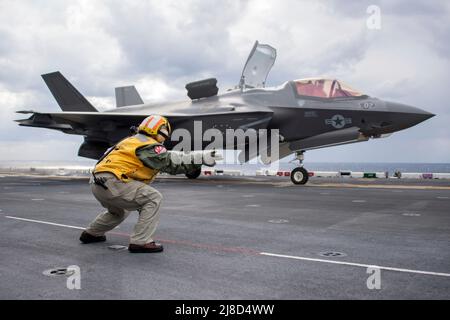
169, 150, 222, 166
191, 149, 222, 166
202, 150, 218, 167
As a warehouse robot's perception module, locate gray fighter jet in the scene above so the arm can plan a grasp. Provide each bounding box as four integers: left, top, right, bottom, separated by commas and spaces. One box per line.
16, 41, 434, 184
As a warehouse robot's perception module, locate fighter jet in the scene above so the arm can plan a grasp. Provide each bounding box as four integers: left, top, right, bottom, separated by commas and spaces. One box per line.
16, 41, 434, 184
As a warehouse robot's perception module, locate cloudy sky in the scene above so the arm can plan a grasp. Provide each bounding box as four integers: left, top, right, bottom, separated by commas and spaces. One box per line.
0, 0, 449, 164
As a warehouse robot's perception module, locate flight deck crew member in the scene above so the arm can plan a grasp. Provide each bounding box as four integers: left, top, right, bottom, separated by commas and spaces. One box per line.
79, 115, 210, 253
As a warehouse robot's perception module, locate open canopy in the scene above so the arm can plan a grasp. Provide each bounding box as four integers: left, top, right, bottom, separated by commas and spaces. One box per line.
239, 41, 277, 89
294, 78, 364, 98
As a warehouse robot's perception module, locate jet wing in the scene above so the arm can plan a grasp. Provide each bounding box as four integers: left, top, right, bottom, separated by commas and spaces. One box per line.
15, 111, 146, 141
16, 109, 273, 158
16, 110, 272, 133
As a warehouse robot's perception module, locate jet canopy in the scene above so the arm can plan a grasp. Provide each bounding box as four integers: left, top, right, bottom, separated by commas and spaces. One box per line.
294, 78, 364, 99
239, 41, 277, 89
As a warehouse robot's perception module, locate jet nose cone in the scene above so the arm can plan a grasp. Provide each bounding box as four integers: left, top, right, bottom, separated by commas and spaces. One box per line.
387, 102, 435, 130
410, 107, 435, 123
422, 112, 435, 121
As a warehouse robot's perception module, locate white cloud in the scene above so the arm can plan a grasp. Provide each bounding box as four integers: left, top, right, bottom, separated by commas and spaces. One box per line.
134, 76, 185, 103
0, 85, 40, 134
87, 96, 115, 111
0, 0, 125, 94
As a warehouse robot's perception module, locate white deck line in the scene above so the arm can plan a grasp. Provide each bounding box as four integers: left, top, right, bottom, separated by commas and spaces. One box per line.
5, 215, 450, 278
260, 252, 450, 277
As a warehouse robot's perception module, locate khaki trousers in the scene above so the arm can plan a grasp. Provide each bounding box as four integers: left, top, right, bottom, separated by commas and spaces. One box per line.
86, 172, 163, 245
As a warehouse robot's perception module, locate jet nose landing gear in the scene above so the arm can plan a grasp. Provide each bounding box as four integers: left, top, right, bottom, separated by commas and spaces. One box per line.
291, 167, 309, 185
290, 151, 309, 185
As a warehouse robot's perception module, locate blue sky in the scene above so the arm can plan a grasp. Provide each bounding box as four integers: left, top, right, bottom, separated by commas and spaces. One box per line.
0, 0, 449, 163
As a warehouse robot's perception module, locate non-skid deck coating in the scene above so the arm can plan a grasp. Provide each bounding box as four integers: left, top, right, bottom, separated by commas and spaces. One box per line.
0, 175, 449, 299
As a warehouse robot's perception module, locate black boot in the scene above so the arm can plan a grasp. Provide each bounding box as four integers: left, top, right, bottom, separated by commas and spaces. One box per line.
80, 231, 106, 244
128, 242, 164, 253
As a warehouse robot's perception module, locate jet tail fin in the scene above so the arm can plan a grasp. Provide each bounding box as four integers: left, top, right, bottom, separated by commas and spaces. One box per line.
41, 71, 98, 112
115, 86, 144, 107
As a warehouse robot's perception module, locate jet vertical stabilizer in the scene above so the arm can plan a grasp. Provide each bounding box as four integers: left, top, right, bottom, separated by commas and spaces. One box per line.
41, 71, 98, 112
115, 86, 144, 107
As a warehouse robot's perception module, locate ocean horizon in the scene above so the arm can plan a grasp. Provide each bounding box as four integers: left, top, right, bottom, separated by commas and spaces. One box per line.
1, 160, 450, 174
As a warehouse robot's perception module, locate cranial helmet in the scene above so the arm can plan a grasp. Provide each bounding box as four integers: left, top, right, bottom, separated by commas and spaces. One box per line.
138, 115, 171, 139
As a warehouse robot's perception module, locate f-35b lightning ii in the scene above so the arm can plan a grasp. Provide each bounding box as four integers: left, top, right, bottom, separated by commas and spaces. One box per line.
16, 41, 434, 184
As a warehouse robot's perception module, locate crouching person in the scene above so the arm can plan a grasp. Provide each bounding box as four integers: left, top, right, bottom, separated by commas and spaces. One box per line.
80, 115, 212, 253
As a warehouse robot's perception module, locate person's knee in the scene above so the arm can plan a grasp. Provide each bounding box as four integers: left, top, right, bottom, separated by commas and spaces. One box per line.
137, 187, 163, 207
153, 190, 163, 205
140, 191, 162, 220
108, 207, 126, 216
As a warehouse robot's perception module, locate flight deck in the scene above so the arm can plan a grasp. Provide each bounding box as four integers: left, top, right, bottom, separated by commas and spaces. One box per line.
0, 175, 449, 299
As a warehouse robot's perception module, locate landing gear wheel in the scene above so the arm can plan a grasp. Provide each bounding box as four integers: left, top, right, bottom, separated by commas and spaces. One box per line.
290, 167, 309, 185
185, 167, 202, 179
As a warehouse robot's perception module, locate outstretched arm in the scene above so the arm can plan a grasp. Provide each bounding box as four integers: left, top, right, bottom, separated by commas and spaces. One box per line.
136, 144, 203, 175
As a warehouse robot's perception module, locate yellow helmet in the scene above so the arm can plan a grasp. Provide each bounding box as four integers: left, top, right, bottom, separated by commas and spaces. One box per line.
138, 115, 171, 138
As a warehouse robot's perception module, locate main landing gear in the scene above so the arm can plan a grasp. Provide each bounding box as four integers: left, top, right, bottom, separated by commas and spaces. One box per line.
185, 167, 202, 179
290, 151, 309, 185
